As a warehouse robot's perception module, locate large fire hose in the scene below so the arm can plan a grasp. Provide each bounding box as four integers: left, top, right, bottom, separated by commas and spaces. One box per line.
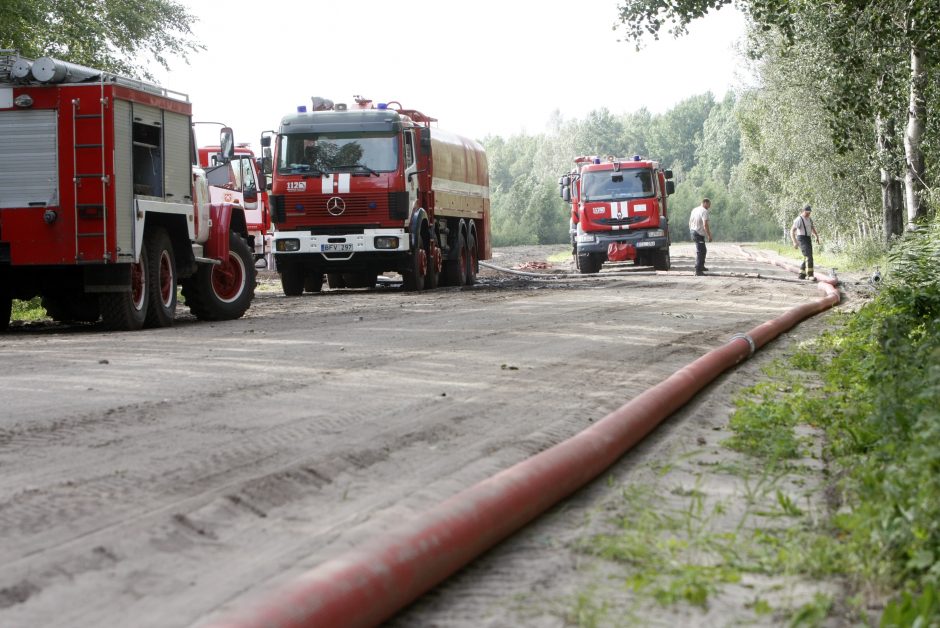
211, 260, 840, 628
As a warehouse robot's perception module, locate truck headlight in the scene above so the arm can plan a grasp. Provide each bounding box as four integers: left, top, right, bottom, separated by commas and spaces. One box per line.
276, 238, 300, 252
647, 229, 665, 237
374, 236, 399, 249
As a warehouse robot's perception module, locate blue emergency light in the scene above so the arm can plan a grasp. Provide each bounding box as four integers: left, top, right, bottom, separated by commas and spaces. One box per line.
377, 103, 388, 110
633, 155, 641, 161
297, 105, 307, 113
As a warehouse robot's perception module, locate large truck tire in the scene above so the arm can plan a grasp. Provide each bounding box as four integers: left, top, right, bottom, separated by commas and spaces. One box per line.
0, 277, 11, 331
443, 232, 467, 287
182, 232, 256, 320
343, 272, 378, 289
652, 248, 671, 271
144, 227, 177, 328
577, 252, 603, 274
465, 232, 478, 286
304, 273, 324, 293
100, 248, 150, 331
279, 263, 305, 296
41, 293, 100, 323
402, 232, 426, 292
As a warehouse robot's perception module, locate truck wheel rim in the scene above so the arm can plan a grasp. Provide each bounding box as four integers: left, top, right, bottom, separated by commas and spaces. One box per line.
158, 250, 174, 307
211, 251, 246, 303
132, 260, 146, 311
416, 248, 427, 277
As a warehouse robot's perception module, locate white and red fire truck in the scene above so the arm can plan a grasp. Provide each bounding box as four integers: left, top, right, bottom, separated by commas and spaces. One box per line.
0, 53, 256, 331
560, 155, 675, 273
196, 128, 271, 266
268, 96, 490, 293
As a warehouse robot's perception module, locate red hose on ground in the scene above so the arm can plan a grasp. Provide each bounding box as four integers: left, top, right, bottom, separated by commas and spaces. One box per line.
212, 276, 840, 628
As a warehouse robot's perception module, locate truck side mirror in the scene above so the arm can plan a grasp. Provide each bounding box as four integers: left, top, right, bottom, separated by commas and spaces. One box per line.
260, 134, 272, 148
665, 181, 675, 195
419, 127, 431, 156
562, 186, 571, 202
664, 169, 674, 180
220, 127, 235, 163
262, 147, 273, 175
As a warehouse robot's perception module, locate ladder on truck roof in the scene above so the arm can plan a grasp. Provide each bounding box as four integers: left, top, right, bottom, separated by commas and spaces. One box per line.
71, 83, 110, 263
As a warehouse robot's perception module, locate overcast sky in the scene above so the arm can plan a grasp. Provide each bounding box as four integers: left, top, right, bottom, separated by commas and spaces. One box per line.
153, 0, 750, 151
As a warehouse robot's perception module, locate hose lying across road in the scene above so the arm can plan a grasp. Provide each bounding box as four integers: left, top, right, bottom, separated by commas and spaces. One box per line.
213, 254, 841, 628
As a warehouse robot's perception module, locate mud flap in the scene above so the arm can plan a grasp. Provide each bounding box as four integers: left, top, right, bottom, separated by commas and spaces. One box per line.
607, 242, 634, 262
206, 203, 233, 261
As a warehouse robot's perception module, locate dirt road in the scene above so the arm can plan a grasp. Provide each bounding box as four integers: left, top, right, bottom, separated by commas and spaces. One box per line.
0, 244, 849, 627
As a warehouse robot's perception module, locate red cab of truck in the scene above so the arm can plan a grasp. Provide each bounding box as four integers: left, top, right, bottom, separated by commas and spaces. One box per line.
560, 155, 675, 274
196, 138, 271, 265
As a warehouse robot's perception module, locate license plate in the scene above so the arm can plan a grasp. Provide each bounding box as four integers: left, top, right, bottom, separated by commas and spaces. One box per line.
636, 241, 656, 248
321, 243, 353, 252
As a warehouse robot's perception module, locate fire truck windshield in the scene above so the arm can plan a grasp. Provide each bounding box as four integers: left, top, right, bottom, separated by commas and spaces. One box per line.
582, 169, 654, 202
277, 133, 398, 174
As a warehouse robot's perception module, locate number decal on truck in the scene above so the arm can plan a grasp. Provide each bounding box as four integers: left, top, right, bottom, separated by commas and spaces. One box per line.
287, 181, 306, 192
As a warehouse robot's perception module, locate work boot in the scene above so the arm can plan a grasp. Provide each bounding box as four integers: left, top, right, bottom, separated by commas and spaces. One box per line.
695, 270, 705, 276
798, 273, 806, 280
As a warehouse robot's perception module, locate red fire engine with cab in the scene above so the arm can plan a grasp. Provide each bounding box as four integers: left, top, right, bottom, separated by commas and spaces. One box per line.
560, 155, 675, 273
195, 129, 271, 266
0, 53, 256, 331
267, 96, 489, 293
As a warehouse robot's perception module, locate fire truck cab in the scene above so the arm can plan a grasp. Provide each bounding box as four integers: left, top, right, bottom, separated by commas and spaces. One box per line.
0, 52, 256, 331
561, 155, 675, 274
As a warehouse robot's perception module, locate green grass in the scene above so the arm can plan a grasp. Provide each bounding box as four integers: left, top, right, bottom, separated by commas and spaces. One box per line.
11, 297, 46, 321
751, 238, 888, 273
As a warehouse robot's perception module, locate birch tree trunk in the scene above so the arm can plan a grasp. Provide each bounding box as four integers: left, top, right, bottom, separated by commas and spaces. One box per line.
877, 113, 905, 242
903, 41, 927, 228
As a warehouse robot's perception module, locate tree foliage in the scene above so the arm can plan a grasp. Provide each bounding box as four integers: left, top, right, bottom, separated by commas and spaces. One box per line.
0, 0, 201, 78
615, 0, 940, 233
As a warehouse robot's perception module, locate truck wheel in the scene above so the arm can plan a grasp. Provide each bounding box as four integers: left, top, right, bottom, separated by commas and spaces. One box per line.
652, 249, 671, 271
465, 232, 478, 286
145, 228, 177, 328
327, 273, 346, 289
280, 264, 305, 296
304, 273, 324, 293
100, 247, 150, 331
343, 272, 377, 289
402, 232, 426, 292
0, 280, 11, 332
182, 232, 257, 320
41, 293, 100, 323
425, 241, 441, 290
444, 232, 467, 287
577, 253, 602, 274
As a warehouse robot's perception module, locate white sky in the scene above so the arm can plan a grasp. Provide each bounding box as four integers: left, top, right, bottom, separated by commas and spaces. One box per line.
152, 0, 750, 151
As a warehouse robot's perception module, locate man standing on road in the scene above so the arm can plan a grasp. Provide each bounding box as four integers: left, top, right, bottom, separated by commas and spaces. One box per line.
790, 204, 821, 280
688, 198, 712, 276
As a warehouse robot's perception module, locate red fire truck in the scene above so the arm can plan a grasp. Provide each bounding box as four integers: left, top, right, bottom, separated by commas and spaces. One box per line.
0, 53, 256, 331
267, 96, 489, 293
196, 130, 271, 266
560, 155, 675, 273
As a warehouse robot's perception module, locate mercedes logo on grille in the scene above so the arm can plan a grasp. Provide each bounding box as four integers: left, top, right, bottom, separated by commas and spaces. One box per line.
326, 196, 346, 216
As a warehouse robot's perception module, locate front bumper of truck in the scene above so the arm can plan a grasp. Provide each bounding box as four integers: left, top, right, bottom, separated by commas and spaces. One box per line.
575, 229, 668, 255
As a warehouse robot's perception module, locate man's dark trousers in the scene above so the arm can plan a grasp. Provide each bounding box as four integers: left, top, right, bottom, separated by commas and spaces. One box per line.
691, 231, 707, 272
798, 235, 814, 278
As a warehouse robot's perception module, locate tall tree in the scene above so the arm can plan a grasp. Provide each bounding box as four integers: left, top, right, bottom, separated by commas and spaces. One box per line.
615, 0, 940, 231
1, 0, 201, 78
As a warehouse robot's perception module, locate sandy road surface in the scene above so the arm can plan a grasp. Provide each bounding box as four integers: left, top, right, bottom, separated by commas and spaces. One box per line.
0, 244, 851, 627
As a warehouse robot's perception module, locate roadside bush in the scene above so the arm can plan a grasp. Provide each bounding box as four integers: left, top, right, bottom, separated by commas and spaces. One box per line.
727, 215, 940, 622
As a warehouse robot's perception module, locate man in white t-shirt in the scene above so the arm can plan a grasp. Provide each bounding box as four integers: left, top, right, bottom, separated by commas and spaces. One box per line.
688, 198, 712, 275
790, 204, 821, 280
